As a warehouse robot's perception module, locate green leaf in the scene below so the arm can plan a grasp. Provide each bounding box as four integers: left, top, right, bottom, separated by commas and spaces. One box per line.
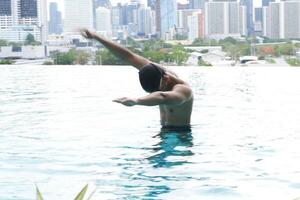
86, 188, 97, 200
36, 187, 44, 200
74, 184, 88, 200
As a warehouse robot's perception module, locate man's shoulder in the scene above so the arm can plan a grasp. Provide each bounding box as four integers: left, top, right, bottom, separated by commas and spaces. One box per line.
173, 83, 193, 97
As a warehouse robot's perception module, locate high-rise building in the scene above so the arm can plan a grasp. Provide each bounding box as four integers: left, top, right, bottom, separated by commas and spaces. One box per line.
255, 7, 262, 22
20, 0, 37, 18
280, 1, 300, 39
95, 7, 112, 38
240, 0, 254, 36
94, 0, 110, 7
0, 0, 47, 43
138, 5, 154, 36
189, 0, 205, 10
147, 0, 155, 9
64, 0, 94, 34
205, 1, 246, 39
48, 2, 62, 34
263, 2, 280, 39
262, 0, 275, 7
0, 0, 12, 15
156, 0, 177, 40
187, 11, 204, 41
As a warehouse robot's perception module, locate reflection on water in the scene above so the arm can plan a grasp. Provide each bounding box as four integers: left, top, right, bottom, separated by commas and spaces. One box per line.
148, 128, 194, 168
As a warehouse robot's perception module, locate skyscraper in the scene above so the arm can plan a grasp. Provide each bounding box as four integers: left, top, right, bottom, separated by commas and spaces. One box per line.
0, 0, 12, 15
205, 1, 246, 39
262, 0, 275, 7
64, 0, 94, 34
20, 0, 37, 18
48, 2, 62, 34
280, 1, 300, 39
0, 0, 48, 43
94, 0, 110, 7
95, 7, 112, 38
263, 2, 280, 39
255, 7, 262, 22
147, 0, 155, 9
189, 0, 205, 10
156, 0, 177, 39
240, 0, 254, 36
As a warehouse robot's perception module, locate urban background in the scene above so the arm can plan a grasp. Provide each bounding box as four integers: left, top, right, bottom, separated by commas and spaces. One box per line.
0, 0, 300, 66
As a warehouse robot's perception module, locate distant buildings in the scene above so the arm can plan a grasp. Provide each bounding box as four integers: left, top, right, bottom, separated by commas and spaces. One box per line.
240, 0, 254, 36
0, 0, 48, 43
48, 2, 62, 34
156, 0, 178, 40
187, 11, 204, 41
64, 0, 94, 34
263, 1, 300, 39
189, 0, 205, 10
205, 1, 247, 39
95, 7, 112, 38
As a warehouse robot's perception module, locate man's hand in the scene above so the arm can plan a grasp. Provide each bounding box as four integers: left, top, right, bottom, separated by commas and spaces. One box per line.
80, 28, 97, 40
113, 97, 138, 107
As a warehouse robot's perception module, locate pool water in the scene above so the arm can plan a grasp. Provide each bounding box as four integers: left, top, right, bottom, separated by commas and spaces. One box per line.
1, 65, 300, 200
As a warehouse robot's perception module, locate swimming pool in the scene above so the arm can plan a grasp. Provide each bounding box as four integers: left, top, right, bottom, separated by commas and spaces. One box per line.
1, 65, 300, 200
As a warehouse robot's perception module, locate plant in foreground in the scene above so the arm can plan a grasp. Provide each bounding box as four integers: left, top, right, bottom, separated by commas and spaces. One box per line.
36, 184, 95, 200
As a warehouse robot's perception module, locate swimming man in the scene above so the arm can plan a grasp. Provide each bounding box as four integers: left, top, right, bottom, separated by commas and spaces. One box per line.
81, 29, 193, 129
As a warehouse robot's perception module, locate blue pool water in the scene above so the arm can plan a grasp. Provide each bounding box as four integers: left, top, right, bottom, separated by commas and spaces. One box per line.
1, 65, 300, 200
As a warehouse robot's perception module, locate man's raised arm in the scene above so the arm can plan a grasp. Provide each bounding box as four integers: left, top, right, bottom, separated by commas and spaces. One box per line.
80, 28, 150, 70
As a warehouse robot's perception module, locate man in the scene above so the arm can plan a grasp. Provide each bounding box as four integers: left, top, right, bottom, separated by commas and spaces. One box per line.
81, 29, 193, 129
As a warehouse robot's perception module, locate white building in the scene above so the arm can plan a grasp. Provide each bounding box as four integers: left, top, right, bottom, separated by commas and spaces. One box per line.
0, 45, 47, 59
64, 0, 94, 34
205, 1, 247, 39
263, 1, 300, 39
138, 6, 155, 37
187, 11, 204, 41
178, 9, 200, 36
280, 1, 300, 39
95, 7, 112, 38
0, 0, 48, 43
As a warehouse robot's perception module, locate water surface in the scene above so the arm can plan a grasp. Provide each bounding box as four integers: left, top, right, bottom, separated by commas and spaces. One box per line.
1, 65, 300, 200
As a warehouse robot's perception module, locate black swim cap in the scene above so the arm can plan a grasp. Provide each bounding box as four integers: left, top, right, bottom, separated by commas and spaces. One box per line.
139, 63, 165, 93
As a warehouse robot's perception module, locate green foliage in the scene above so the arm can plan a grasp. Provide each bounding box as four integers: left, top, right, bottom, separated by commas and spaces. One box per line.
96, 49, 127, 65
191, 38, 218, 46
198, 57, 212, 66
36, 187, 44, 200
36, 184, 93, 200
43, 61, 53, 65
50, 49, 91, 65
0, 39, 8, 46
143, 50, 167, 64
174, 34, 188, 40
286, 57, 300, 66
0, 60, 14, 65
24, 34, 41, 46
169, 44, 189, 65
266, 58, 276, 64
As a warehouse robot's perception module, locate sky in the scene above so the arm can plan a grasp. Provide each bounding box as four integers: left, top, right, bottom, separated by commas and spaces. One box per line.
48, 0, 264, 16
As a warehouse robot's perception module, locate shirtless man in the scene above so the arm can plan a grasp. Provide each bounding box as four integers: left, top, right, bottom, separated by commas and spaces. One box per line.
81, 29, 193, 129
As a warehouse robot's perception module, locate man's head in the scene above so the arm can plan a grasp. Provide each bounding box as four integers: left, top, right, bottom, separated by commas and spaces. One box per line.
139, 63, 165, 93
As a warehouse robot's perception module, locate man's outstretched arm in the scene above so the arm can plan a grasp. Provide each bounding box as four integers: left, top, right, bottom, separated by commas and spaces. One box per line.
113, 85, 192, 107
81, 28, 150, 70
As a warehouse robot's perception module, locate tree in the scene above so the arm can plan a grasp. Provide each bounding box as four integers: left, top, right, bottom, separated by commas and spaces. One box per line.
25, 34, 35, 45
95, 49, 127, 65
169, 45, 189, 65
0, 40, 8, 46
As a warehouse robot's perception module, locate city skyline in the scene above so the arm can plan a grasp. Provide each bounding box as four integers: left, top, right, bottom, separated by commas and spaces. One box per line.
48, 0, 267, 17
